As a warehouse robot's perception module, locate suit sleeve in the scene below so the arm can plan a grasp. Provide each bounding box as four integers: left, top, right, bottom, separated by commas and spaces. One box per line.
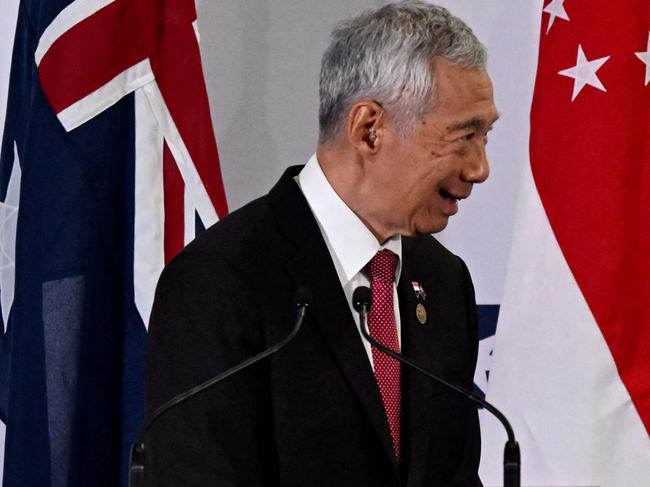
452, 256, 483, 487
144, 249, 279, 487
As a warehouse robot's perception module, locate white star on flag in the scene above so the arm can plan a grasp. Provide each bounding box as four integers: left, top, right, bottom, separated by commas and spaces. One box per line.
0, 142, 21, 332
543, 0, 570, 34
635, 32, 650, 86
559, 44, 610, 101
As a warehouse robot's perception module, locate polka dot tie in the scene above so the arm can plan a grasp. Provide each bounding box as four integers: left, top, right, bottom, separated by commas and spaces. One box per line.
368, 249, 401, 462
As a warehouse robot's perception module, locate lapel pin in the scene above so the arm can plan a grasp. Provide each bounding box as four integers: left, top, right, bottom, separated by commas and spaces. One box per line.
416, 303, 427, 325
411, 281, 426, 301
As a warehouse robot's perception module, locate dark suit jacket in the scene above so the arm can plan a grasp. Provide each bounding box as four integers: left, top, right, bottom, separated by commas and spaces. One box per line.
145, 166, 482, 487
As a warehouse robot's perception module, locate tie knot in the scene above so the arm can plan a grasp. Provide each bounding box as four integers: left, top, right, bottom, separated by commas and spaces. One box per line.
369, 249, 398, 284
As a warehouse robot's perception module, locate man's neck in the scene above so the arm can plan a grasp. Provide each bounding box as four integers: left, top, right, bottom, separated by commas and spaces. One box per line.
316, 144, 395, 244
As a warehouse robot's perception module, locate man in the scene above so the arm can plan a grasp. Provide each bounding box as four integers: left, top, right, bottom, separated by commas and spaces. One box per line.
145, 2, 498, 486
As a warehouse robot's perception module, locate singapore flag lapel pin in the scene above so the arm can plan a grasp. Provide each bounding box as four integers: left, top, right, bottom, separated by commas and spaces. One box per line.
411, 281, 426, 301
411, 281, 427, 324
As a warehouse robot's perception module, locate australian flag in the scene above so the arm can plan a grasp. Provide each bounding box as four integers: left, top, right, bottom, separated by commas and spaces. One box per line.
0, 0, 227, 485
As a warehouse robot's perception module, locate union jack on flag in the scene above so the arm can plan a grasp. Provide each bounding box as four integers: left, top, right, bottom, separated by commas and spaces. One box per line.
0, 0, 227, 485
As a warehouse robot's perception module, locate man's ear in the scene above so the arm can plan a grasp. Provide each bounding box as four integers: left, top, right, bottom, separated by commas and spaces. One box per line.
346, 101, 384, 154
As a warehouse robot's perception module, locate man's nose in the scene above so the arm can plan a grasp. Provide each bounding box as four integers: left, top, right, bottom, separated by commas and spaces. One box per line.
462, 142, 490, 184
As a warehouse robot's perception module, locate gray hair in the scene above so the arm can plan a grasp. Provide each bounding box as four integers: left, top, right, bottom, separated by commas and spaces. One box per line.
318, 1, 487, 143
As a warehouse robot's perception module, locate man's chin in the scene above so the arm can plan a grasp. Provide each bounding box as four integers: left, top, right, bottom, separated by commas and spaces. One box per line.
427, 221, 449, 235
407, 217, 449, 236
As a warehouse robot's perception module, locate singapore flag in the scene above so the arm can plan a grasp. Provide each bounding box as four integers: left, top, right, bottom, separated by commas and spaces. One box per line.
480, 1, 650, 486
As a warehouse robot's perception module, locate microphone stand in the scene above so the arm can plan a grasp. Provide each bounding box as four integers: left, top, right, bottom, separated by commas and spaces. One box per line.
353, 287, 520, 487
129, 293, 311, 487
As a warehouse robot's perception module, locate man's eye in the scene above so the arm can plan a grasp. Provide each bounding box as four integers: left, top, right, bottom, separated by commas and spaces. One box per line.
464, 133, 475, 141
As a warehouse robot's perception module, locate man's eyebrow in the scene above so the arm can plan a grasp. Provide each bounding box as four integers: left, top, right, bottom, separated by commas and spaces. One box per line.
448, 112, 501, 132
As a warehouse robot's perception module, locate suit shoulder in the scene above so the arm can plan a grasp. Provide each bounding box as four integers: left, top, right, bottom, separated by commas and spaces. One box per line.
403, 234, 465, 271
165, 194, 275, 273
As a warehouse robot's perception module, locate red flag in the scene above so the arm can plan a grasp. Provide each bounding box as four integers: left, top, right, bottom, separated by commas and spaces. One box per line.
531, 0, 650, 433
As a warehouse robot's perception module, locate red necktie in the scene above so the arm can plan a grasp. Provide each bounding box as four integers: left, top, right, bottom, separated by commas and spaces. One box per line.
368, 249, 401, 461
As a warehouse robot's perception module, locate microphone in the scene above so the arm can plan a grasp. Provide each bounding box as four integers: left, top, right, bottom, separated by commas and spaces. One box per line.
129, 287, 313, 487
352, 286, 520, 487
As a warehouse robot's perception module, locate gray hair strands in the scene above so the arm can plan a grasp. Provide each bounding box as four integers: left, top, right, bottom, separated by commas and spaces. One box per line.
318, 1, 487, 143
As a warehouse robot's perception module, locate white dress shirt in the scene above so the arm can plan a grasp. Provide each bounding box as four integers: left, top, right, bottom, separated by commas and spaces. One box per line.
296, 154, 402, 370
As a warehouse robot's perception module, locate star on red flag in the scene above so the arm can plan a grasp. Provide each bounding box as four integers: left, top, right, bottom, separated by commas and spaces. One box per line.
635, 32, 650, 86
558, 44, 610, 101
543, 0, 570, 34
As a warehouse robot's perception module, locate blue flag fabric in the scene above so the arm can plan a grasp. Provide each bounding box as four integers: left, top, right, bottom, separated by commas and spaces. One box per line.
0, 1, 146, 485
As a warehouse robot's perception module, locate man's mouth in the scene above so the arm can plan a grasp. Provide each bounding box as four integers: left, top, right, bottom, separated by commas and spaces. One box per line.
438, 188, 469, 216
438, 188, 468, 202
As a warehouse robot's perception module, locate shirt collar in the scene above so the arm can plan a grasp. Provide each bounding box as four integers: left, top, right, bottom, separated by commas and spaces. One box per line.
296, 154, 402, 285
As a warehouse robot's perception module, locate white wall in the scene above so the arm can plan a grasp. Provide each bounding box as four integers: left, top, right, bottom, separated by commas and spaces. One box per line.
0, 0, 20, 139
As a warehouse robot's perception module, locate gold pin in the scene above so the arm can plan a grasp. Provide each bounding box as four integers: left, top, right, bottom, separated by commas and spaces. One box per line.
416, 303, 427, 325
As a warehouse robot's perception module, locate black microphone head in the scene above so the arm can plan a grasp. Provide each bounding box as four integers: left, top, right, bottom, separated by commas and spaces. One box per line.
352, 286, 372, 312
294, 286, 313, 308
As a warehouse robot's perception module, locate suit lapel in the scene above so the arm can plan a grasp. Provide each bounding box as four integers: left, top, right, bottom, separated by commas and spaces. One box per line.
268, 167, 399, 474
399, 240, 439, 483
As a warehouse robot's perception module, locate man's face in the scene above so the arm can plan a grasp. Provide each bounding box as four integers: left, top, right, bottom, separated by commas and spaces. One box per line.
370, 57, 498, 236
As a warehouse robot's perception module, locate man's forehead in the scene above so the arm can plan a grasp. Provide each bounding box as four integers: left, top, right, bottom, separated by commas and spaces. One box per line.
426, 62, 498, 131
